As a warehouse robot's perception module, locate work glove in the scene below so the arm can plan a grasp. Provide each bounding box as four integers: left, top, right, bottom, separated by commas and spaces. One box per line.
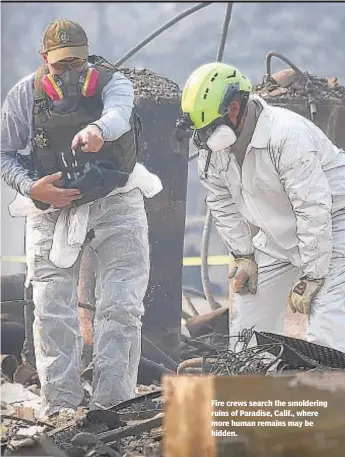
229, 257, 258, 295
288, 277, 325, 315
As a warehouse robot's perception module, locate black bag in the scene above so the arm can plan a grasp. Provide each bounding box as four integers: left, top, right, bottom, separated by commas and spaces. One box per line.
56, 160, 130, 206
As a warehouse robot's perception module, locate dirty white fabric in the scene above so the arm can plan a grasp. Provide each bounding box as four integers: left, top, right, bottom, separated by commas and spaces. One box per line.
27, 188, 150, 416
10, 162, 163, 270
230, 210, 345, 353
49, 205, 90, 269
198, 95, 345, 351
1, 381, 41, 410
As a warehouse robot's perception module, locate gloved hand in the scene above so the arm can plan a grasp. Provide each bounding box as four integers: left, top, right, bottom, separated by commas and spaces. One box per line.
288, 277, 325, 314
229, 257, 258, 295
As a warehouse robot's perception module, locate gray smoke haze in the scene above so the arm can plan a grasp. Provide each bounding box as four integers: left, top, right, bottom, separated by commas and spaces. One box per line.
2, 1, 345, 97
2, 2, 345, 292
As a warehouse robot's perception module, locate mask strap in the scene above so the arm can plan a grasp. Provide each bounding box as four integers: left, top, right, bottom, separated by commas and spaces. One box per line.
192, 132, 212, 179
81, 68, 99, 97
41, 74, 64, 101
203, 148, 213, 179
222, 92, 249, 135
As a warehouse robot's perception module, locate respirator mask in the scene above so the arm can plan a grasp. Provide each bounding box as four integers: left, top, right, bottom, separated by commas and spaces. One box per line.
193, 119, 238, 153
192, 105, 247, 179
41, 59, 99, 114
191, 118, 237, 179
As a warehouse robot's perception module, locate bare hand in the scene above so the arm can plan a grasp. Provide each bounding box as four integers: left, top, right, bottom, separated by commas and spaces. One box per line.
30, 172, 81, 208
71, 124, 104, 152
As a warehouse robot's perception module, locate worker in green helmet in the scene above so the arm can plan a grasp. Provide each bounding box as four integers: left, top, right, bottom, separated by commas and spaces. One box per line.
180, 62, 345, 353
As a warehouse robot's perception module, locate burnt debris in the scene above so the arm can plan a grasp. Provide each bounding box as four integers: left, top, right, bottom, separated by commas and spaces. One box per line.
118, 68, 181, 102
254, 69, 345, 101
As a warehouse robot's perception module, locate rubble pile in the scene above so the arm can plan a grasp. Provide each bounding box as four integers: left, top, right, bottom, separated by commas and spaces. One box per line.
3, 307, 345, 456
179, 307, 345, 376
1, 378, 164, 457
50, 391, 163, 456
254, 71, 345, 101
119, 68, 181, 102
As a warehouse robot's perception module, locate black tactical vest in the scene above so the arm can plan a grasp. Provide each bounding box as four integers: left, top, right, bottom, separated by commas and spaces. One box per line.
32, 56, 141, 207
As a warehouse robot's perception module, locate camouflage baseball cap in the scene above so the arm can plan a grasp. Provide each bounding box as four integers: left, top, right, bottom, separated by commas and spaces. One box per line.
42, 19, 88, 64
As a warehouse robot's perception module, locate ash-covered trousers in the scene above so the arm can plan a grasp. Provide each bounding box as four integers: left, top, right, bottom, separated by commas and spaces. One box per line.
25, 189, 150, 416
230, 210, 345, 353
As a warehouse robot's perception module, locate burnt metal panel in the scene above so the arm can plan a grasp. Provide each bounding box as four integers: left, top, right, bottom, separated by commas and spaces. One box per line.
135, 98, 188, 363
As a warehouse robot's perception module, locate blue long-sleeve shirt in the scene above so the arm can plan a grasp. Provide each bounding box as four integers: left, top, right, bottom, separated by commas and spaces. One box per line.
1, 69, 134, 197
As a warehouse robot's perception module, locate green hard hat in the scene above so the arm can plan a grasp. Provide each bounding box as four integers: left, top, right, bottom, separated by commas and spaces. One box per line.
181, 62, 252, 130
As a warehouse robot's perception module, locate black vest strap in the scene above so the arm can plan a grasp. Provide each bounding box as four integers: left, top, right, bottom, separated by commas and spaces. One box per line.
31, 56, 141, 208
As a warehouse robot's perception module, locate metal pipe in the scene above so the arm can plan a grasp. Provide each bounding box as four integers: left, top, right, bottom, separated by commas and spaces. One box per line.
75, 299, 179, 370
114, 2, 213, 67
200, 3, 234, 311
177, 357, 203, 374
216, 3, 234, 62
200, 210, 222, 310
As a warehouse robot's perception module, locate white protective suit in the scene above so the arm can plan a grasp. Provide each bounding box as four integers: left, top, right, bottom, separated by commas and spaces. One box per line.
198, 95, 345, 353
23, 179, 158, 417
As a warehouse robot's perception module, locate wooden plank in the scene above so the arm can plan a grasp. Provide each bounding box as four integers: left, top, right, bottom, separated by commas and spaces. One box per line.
77, 245, 96, 369
186, 307, 228, 338
98, 413, 164, 443
164, 376, 216, 457
163, 372, 345, 457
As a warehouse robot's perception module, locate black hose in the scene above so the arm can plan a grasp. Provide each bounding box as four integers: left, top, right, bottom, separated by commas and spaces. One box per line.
265, 52, 318, 124
114, 2, 213, 67
265, 51, 304, 78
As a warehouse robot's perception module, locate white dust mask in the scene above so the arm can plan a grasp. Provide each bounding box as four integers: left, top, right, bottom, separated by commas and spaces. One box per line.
206, 124, 237, 152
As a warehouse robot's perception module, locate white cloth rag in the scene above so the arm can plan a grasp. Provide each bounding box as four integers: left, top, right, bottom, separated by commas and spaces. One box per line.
9, 162, 163, 268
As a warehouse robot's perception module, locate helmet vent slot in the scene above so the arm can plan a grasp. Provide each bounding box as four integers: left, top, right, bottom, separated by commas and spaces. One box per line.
210, 72, 219, 82
227, 70, 236, 78
201, 112, 205, 122
203, 88, 210, 99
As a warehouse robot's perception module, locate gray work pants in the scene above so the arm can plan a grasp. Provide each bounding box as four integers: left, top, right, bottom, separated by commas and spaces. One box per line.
26, 189, 150, 417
